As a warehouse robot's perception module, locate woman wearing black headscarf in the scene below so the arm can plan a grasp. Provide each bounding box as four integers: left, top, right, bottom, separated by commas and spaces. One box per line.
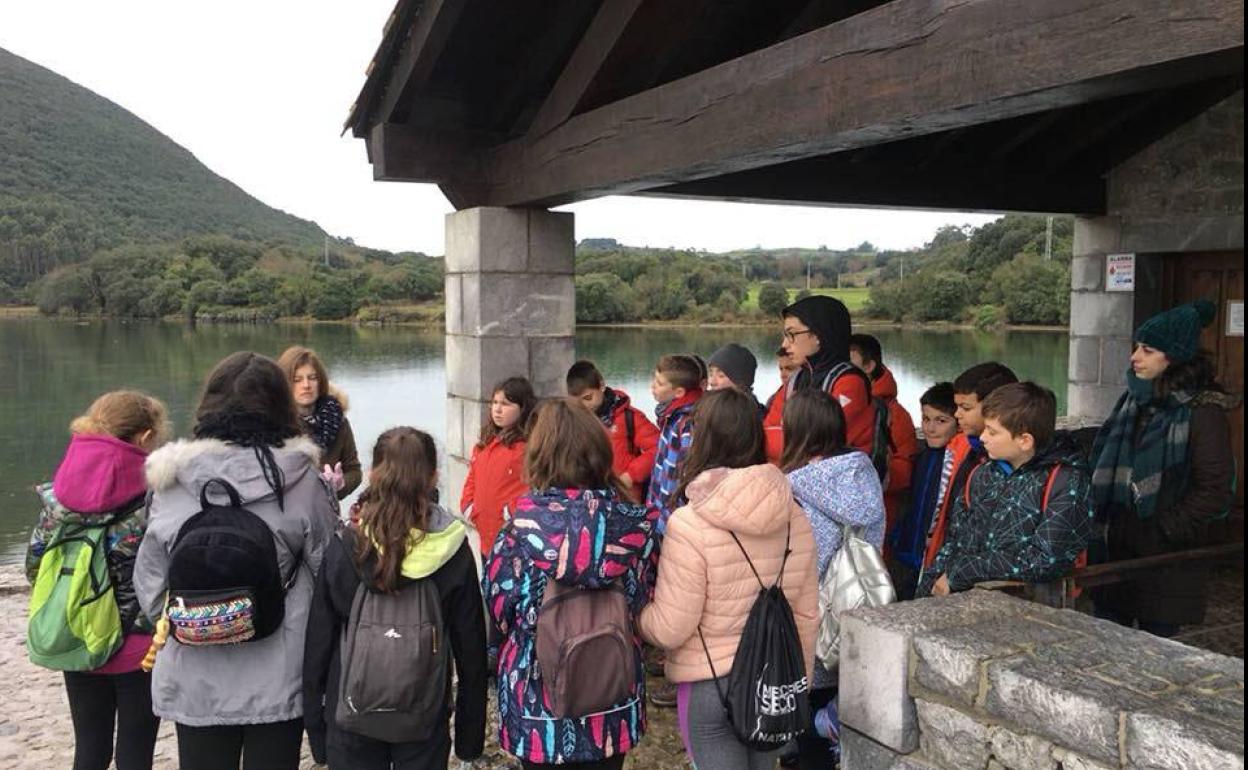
763, 296, 877, 465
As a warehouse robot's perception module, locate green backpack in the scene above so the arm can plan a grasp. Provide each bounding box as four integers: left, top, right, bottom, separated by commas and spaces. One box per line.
27, 518, 124, 671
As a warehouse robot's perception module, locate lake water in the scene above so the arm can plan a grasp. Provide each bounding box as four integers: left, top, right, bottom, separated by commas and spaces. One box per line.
0, 319, 1069, 564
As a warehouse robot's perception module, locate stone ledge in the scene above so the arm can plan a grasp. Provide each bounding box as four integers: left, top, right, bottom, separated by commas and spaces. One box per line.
845, 590, 1245, 769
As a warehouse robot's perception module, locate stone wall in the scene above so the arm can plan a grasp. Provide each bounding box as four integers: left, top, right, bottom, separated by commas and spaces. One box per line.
840, 590, 1245, 770
1067, 90, 1244, 421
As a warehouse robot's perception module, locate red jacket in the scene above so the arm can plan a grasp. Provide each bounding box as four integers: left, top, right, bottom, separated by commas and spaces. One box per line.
872, 367, 919, 557
603, 390, 660, 502
762, 365, 875, 464
460, 437, 528, 555
922, 432, 981, 568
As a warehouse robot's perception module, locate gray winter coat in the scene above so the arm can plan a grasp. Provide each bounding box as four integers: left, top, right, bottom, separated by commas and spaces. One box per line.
133, 436, 337, 726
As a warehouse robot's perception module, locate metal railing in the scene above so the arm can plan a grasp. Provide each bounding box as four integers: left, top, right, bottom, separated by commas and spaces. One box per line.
975, 542, 1245, 610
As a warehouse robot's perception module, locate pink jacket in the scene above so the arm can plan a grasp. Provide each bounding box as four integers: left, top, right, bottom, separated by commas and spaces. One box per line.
638, 464, 819, 684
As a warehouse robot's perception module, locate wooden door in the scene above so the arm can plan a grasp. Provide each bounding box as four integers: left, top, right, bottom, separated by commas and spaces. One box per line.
1163, 252, 1244, 529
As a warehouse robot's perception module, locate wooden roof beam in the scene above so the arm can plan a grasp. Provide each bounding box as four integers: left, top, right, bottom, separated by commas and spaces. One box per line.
473, 0, 1243, 209
525, 0, 647, 139
374, 0, 467, 127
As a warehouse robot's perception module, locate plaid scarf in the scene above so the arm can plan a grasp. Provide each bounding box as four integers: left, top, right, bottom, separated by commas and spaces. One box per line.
1091, 372, 1193, 520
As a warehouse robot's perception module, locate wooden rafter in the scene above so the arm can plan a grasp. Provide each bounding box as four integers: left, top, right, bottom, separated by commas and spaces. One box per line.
471, 0, 1242, 208
525, 0, 646, 139
375, 0, 467, 126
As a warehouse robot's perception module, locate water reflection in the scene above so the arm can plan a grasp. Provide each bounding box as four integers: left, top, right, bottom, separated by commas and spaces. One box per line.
0, 319, 1069, 563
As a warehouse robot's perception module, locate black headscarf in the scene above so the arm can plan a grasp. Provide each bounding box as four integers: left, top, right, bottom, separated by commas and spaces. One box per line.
782, 295, 853, 388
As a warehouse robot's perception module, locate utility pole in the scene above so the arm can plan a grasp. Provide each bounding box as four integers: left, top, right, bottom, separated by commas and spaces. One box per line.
324, 235, 330, 268
1044, 216, 1053, 260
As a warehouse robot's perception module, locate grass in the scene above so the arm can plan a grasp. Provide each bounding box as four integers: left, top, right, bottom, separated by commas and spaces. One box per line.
742, 285, 870, 313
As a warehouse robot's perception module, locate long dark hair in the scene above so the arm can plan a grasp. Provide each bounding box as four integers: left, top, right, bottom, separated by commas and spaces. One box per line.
478, 377, 537, 448
193, 352, 302, 509
1156, 350, 1220, 399
673, 388, 765, 505
525, 398, 629, 497
355, 427, 438, 593
780, 389, 848, 472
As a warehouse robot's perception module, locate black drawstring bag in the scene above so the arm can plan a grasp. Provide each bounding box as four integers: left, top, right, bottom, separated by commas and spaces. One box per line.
699, 523, 811, 751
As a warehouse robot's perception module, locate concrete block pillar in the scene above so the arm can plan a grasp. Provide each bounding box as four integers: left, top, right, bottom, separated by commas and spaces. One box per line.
1068, 216, 1133, 422
443, 207, 576, 532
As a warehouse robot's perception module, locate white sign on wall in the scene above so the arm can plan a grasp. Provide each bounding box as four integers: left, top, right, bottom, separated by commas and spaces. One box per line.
1228, 300, 1245, 337
1105, 253, 1136, 292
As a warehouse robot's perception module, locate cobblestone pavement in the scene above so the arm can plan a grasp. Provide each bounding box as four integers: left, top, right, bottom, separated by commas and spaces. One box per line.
0, 566, 691, 770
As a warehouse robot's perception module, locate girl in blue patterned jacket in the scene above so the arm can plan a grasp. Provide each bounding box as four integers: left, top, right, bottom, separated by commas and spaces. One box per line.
483, 398, 655, 770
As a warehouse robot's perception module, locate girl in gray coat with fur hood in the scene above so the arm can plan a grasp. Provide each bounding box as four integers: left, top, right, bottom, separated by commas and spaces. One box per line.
134, 352, 337, 770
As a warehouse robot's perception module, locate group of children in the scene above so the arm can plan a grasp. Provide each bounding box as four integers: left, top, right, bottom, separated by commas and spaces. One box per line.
25, 297, 1236, 770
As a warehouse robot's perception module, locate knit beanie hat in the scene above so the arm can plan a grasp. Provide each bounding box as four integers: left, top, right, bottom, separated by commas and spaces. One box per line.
708, 343, 758, 389
1134, 299, 1217, 363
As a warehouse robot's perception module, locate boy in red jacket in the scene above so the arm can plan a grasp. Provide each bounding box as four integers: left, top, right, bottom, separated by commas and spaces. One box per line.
567, 360, 660, 503
850, 333, 919, 557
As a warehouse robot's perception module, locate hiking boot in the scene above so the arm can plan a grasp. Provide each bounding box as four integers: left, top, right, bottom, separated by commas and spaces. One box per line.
649, 680, 678, 708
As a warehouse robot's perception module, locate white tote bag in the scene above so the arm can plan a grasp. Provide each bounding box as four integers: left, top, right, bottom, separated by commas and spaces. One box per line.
815, 525, 896, 671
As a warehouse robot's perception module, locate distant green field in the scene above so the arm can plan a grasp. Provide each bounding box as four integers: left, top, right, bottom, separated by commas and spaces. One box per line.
743, 285, 870, 313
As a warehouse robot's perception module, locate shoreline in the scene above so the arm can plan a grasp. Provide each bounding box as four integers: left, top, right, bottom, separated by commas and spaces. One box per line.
1, 307, 1069, 334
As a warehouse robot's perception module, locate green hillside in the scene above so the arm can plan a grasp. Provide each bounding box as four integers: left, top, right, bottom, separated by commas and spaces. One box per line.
0, 47, 327, 291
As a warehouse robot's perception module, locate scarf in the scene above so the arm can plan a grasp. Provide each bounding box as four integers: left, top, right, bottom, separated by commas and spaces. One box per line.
301, 395, 344, 451
595, 388, 622, 429
654, 389, 701, 427
1091, 371, 1194, 519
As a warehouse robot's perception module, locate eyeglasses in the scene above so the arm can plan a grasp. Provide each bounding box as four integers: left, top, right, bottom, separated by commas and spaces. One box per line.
782, 329, 815, 343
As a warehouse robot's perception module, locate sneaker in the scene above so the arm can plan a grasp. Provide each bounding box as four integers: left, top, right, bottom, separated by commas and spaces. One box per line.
648, 680, 678, 708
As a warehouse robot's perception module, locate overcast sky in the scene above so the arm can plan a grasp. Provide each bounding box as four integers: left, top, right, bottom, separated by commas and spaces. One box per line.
0, 1, 1000, 255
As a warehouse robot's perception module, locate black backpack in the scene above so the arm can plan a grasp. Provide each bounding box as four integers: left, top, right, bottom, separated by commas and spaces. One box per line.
334, 529, 449, 742
166, 478, 300, 646
699, 523, 811, 750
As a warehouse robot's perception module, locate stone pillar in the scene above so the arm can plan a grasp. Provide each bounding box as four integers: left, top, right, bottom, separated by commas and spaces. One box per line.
443, 207, 575, 545
1067, 216, 1133, 423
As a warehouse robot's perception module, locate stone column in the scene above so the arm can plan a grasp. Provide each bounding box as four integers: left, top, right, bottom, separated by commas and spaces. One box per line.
443, 207, 575, 540
1067, 216, 1133, 423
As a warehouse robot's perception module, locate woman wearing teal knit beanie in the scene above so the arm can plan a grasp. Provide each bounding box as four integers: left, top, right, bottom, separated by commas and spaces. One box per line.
1089, 299, 1239, 637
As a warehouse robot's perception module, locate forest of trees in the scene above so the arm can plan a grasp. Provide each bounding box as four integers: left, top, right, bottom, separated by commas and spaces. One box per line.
1, 47, 1074, 327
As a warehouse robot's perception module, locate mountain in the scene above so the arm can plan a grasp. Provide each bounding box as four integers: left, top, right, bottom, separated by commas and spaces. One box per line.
0, 47, 328, 290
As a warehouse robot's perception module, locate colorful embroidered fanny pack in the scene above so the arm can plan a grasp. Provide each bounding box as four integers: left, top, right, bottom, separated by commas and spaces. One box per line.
167, 590, 257, 646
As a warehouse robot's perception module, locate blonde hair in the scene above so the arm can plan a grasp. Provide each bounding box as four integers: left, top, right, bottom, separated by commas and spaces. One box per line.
70, 390, 170, 447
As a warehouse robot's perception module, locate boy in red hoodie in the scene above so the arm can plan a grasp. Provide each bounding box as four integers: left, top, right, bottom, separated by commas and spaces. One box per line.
850, 334, 919, 557
566, 359, 660, 502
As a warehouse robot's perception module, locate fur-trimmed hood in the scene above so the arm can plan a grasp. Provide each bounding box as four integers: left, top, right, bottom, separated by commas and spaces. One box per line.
145, 436, 322, 503
327, 383, 350, 413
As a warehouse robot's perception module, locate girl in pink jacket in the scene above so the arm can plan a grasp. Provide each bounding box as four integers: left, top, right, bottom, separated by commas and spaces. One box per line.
638, 389, 819, 770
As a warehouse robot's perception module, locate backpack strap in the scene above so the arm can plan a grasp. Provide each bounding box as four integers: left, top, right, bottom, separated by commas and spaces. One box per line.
962, 463, 982, 509
1040, 464, 1062, 512
199, 478, 243, 510
624, 408, 638, 457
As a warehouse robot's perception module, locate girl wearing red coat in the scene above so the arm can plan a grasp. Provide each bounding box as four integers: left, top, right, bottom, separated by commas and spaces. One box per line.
461, 377, 536, 555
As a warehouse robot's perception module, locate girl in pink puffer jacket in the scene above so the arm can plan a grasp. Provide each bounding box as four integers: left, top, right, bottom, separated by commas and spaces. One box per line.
639, 389, 818, 770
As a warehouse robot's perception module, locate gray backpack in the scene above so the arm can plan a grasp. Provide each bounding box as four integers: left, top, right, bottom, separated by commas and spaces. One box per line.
335, 535, 449, 743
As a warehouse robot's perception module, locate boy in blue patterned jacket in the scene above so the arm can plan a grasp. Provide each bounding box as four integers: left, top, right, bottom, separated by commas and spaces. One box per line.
920, 382, 1094, 597
645, 355, 704, 537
